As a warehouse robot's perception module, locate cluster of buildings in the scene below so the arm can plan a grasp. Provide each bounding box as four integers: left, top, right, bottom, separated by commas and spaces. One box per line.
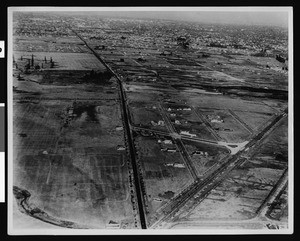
164, 162, 185, 168
151, 120, 165, 126
206, 114, 224, 123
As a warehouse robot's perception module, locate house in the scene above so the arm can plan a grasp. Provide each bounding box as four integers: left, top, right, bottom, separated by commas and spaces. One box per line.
193, 150, 204, 155
174, 163, 185, 168
183, 107, 191, 111
117, 145, 126, 151
157, 120, 165, 126
175, 120, 181, 125
167, 148, 177, 153
116, 126, 123, 131
106, 220, 120, 229
180, 131, 197, 138
211, 118, 224, 123
163, 139, 173, 145
207, 114, 224, 123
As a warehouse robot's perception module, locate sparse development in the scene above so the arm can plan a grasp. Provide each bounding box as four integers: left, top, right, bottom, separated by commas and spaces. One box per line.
11, 9, 290, 232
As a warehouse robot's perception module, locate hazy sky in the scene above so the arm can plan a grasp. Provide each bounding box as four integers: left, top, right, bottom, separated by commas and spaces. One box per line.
91, 11, 289, 28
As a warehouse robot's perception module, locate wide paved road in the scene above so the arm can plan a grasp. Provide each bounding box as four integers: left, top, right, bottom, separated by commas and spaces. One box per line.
69, 26, 147, 229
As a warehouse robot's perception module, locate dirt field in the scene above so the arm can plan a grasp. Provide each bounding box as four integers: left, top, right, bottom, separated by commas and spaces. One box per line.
134, 135, 193, 221
182, 140, 229, 176
13, 97, 137, 228
180, 163, 285, 222
197, 109, 250, 142
129, 106, 168, 132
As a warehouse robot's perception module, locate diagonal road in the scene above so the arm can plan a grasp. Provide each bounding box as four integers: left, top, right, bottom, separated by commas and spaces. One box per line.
150, 108, 288, 228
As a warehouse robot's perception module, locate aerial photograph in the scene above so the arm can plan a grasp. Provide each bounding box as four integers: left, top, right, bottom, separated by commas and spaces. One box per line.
8, 7, 292, 233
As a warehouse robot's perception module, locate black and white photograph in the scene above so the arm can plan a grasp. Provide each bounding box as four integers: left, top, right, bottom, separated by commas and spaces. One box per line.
6, 6, 293, 235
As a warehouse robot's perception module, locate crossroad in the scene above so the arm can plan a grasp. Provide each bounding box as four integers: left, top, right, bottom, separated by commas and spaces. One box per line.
67, 23, 288, 229
150, 109, 287, 228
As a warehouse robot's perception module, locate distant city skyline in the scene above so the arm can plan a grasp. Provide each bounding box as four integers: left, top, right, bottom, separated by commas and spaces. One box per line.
96, 11, 288, 28
18, 7, 290, 28
83, 9, 289, 28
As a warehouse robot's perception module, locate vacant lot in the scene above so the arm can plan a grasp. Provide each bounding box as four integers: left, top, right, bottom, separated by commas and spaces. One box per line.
198, 109, 250, 142
180, 162, 285, 222
129, 105, 168, 132
182, 140, 229, 177
135, 135, 193, 223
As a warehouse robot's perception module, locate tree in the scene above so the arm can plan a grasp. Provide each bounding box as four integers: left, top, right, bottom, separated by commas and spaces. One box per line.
44, 56, 47, 63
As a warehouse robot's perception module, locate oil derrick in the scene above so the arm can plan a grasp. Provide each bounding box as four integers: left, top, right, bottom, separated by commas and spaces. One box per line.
276, 54, 285, 63
31, 54, 34, 67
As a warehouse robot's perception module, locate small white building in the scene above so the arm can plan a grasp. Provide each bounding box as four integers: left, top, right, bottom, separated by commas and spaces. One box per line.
180, 131, 197, 138
117, 145, 126, 151
151, 121, 157, 126
174, 163, 185, 168
116, 126, 123, 131
167, 148, 177, 153
157, 120, 165, 126
163, 139, 173, 145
